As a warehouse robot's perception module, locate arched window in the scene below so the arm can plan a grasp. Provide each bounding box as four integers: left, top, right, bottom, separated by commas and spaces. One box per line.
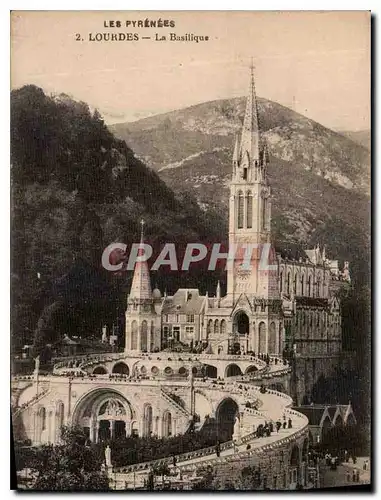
262, 196, 267, 230
279, 271, 283, 293
293, 273, 298, 295
237, 191, 244, 229
141, 320, 148, 351
214, 320, 219, 335
246, 191, 253, 229
220, 320, 226, 336
40, 407, 46, 431
207, 319, 213, 336
301, 274, 305, 295
287, 272, 291, 295
131, 320, 138, 350
308, 276, 312, 297
316, 275, 321, 297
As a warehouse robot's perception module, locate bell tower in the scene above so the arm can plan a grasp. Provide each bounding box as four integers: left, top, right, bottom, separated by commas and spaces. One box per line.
227, 63, 275, 297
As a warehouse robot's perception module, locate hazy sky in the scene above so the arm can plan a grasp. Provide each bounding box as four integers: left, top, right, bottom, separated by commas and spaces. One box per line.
11, 11, 370, 131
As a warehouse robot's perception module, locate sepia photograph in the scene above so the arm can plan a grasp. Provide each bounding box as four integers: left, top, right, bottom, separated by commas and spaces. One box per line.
10, 10, 371, 491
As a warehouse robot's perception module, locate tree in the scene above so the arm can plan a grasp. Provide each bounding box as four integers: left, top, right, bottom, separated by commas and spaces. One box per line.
31, 426, 109, 491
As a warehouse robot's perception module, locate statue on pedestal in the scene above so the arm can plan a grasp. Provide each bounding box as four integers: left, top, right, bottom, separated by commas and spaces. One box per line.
233, 413, 241, 442
105, 445, 112, 468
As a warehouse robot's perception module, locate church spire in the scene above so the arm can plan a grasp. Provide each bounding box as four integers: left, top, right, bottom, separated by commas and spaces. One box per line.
240, 59, 260, 162
129, 219, 152, 300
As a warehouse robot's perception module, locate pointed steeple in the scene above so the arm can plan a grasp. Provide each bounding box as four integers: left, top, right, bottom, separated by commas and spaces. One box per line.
216, 280, 221, 300
129, 219, 152, 300
240, 59, 260, 163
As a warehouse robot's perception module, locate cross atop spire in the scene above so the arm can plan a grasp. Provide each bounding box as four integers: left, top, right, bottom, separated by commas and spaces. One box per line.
140, 218, 145, 241
240, 58, 260, 162
129, 218, 152, 300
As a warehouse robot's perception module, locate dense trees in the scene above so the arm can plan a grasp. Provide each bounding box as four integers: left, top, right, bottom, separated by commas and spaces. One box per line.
15, 426, 109, 491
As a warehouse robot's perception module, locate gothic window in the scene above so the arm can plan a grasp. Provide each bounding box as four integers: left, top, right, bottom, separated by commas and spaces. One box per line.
243, 168, 248, 180
316, 275, 322, 297
237, 191, 244, 229
246, 192, 253, 229
301, 274, 305, 295
131, 321, 138, 350
287, 272, 291, 295
214, 319, 219, 335
261, 196, 267, 231
40, 407, 46, 431
220, 320, 226, 335
308, 276, 312, 297
141, 320, 148, 351
293, 273, 298, 295
279, 271, 283, 293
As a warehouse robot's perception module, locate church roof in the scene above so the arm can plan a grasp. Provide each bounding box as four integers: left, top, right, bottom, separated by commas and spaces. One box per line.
162, 289, 205, 315
294, 406, 328, 426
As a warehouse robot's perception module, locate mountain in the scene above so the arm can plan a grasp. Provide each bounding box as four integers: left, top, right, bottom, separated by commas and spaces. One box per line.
338, 129, 371, 150
110, 98, 370, 285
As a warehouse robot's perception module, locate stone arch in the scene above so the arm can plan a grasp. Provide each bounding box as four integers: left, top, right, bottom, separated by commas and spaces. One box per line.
258, 321, 267, 354
112, 362, 129, 375
268, 321, 276, 353
245, 365, 258, 374
214, 319, 219, 335
220, 319, 226, 335
71, 388, 136, 440
225, 363, 243, 377
234, 310, 249, 336
131, 320, 138, 350
93, 366, 107, 375
215, 397, 239, 440
204, 364, 217, 378
162, 411, 172, 438
141, 320, 148, 351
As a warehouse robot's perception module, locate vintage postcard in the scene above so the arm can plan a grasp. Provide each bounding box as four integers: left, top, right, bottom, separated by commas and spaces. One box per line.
10, 10, 371, 491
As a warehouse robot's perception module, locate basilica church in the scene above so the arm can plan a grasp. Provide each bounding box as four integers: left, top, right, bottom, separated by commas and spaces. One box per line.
124, 66, 351, 398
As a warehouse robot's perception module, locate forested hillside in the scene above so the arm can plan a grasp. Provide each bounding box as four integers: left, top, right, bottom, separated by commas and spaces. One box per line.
11, 86, 225, 353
